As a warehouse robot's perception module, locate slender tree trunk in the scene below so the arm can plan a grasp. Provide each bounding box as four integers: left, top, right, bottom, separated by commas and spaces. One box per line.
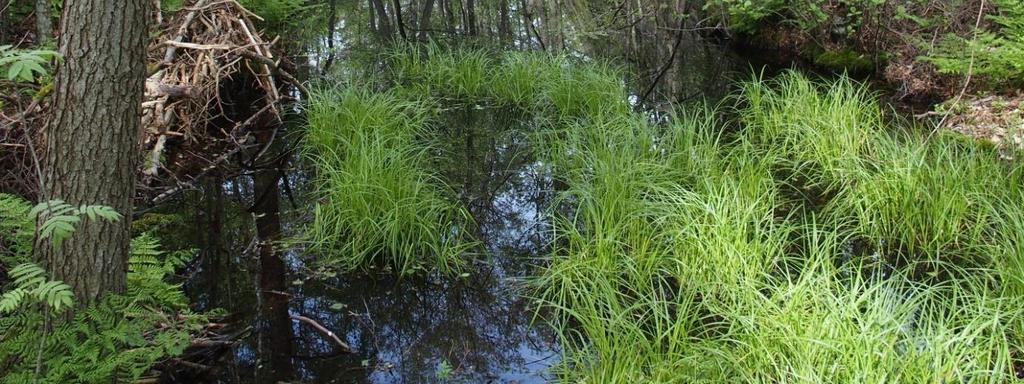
443, 0, 455, 33
371, 0, 393, 37
35, 0, 52, 42
324, 0, 338, 71
368, 0, 378, 33
392, 0, 408, 39
465, 0, 476, 35
418, 0, 436, 39
498, 0, 511, 43
38, 0, 149, 304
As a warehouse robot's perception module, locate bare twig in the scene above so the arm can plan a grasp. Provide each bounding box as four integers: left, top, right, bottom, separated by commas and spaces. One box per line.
290, 315, 355, 353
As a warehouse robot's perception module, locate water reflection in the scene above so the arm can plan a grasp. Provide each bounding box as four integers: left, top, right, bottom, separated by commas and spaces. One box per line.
176, 106, 558, 383
170, 1, 765, 381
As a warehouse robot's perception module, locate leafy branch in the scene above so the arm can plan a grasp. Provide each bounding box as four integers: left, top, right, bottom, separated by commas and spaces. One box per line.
29, 200, 121, 250
0, 45, 60, 83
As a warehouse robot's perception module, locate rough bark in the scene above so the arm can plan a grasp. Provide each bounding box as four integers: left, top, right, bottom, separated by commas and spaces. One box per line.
35, 0, 52, 42
38, 0, 149, 304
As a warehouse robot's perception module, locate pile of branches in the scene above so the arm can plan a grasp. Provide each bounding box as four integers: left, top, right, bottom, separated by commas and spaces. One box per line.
1, 0, 304, 203
141, 0, 305, 204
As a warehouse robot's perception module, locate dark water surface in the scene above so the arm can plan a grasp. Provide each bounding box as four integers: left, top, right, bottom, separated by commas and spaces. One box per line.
166, 3, 762, 382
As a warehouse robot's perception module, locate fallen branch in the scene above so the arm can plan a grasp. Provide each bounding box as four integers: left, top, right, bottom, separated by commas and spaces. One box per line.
290, 315, 355, 353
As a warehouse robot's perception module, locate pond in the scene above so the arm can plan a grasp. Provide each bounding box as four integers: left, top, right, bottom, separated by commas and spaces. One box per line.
166, 3, 777, 383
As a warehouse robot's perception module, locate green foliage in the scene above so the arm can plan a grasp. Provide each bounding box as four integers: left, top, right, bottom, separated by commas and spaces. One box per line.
0, 235, 203, 383
303, 87, 476, 276
0, 194, 33, 265
383, 42, 629, 119
127, 233, 195, 308
238, 0, 317, 33
0, 194, 204, 383
0, 263, 74, 313
30, 200, 121, 251
737, 71, 885, 192
924, 0, 1024, 85
0, 45, 59, 83
530, 71, 1024, 382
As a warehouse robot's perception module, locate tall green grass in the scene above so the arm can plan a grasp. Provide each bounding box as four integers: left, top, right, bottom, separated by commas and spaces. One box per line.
531, 69, 1024, 382
309, 45, 1024, 382
737, 71, 885, 192
383, 42, 630, 119
303, 88, 474, 276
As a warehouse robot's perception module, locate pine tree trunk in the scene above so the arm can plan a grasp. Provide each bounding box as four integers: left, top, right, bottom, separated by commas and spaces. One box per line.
38, 0, 149, 304
35, 0, 52, 42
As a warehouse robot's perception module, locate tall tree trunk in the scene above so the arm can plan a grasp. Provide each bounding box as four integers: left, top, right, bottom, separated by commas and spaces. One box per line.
465, 0, 476, 35
38, 0, 149, 304
392, 0, 408, 39
442, 0, 455, 33
418, 0, 435, 39
498, 0, 511, 43
324, 0, 338, 71
367, 0, 378, 34
35, 0, 52, 42
371, 0, 393, 38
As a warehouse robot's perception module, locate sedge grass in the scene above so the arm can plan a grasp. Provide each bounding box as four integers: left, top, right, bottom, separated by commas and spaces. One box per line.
303, 87, 475, 276
383, 42, 629, 120
530, 69, 1024, 382
312, 46, 1024, 383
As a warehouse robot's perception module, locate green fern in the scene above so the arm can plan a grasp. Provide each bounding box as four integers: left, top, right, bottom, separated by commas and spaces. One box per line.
0, 194, 205, 383
0, 194, 33, 266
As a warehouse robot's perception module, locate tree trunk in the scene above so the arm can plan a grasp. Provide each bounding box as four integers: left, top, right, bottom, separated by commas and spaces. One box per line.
38, 0, 149, 304
367, 0, 378, 33
371, 0, 393, 38
498, 0, 511, 43
324, 0, 338, 71
392, 0, 408, 39
35, 0, 52, 42
418, 0, 435, 39
465, 0, 476, 35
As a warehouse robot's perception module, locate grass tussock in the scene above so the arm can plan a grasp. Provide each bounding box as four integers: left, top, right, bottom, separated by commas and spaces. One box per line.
303, 88, 474, 276
384, 42, 630, 119
532, 69, 1024, 382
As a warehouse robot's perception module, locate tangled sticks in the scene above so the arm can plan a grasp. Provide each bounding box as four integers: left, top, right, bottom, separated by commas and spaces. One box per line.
141, 0, 305, 203
1, 0, 304, 203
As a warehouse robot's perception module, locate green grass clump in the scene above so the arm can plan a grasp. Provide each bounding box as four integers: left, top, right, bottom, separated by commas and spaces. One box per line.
530, 69, 1024, 382
738, 71, 885, 191
383, 43, 629, 119
830, 132, 1013, 258
303, 88, 474, 276
715, 228, 1020, 383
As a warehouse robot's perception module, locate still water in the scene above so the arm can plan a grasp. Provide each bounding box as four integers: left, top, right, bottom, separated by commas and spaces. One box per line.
163, 2, 759, 382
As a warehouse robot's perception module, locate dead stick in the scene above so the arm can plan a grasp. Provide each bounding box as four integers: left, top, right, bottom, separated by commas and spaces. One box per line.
239, 51, 310, 98
290, 315, 355, 353
163, 0, 213, 65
